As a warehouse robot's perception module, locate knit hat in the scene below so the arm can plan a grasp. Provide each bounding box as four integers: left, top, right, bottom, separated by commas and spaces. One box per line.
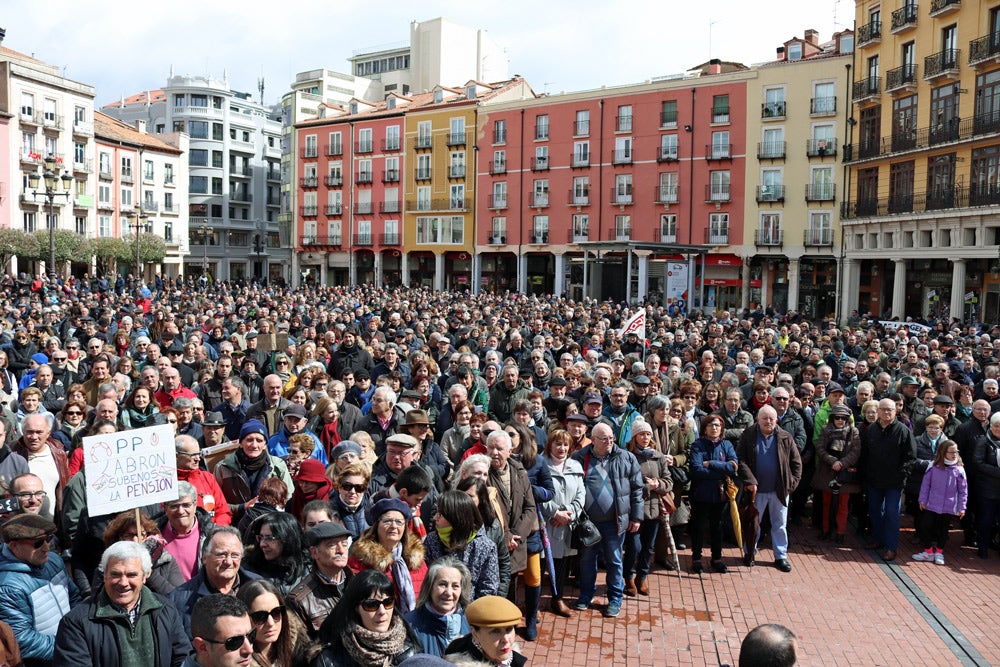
239, 419, 267, 441
30, 353, 48, 365
331, 441, 362, 460
631, 418, 653, 436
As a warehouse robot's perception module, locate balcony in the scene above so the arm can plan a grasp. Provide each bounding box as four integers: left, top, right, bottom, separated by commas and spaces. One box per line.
706, 228, 729, 244
445, 165, 465, 179
755, 185, 785, 203
755, 229, 783, 247
42, 114, 63, 131
73, 120, 93, 137
141, 201, 159, 213
810, 97, 837, 116
325, 144, 343, 157
414, 136, 433, 150
888, 193, 915, 214
488, 195, 508, 210
891, 4, 918, 32
656, 185, 678, 204
266, 196, 279, 207
804, 228, 834, 247
493, 130, 507, 144
712, 108, 730, 124
805, 183, 836, 201
660, 112, 677, 128
382, 170, 399, 183
446, 132, 467, 147
300, 176, 318, 188
405, 199, 431, 212
657, 148, 679, 162
706, 144, 732, 160
73, 159, 93, 174
300, 205, 318, 217
970, 34, 1000, 67
660, 231, 678, 243
490, 161, 507, 175
381, 139, 401, 152
354, 202, 373, 215
355, 141, 373, 154
853, 77, 881, 103
970, 184, 1000, 206
355, 172, 373, 185
529, 232, 549, 244
924, 49, 960, 82
380, 232, 401, 246
19, 111, 42, 126
705, 185, 731, 202
757, 141, 786, 160
974, 110, 1000, 135
230, 192, 252, 203
301, 235, 341, 248
840, 187, 970, 218
325, 175, 343, 187
530, 194, 550, 208
568, 189, 590, 206
806, 139, 837, 158
761, 101, 786, 119
99, 166, 113, 180
380, 201, 400, 214
120, 171, 134, 185
929, 0, 960, 17
300, 147, 319, 159
568, 229, 590, 243
929, 118, 960, 145
610, 187, 633, 205
353, 234, 373, 246
489, 234, 508, 245
267, 170, 281, 182
575, 120, 590, 135
415, 169, 432, 181
571, 154, 591, 168
436, 198, 470, 211
857, 20, 881, 47
616, 116, 633, 132
886, 64, 919, 93
612, 150, 633, 165
531, 157, 549, 171
20, 150, 43, 166
325, 204, 343, 216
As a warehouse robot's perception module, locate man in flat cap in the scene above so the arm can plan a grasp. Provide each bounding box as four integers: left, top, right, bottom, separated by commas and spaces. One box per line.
286, 522, 354, 638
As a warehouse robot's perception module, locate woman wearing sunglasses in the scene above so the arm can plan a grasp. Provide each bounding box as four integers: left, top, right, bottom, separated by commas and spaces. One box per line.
237, 579, 317, 667
312, 570, 421, 667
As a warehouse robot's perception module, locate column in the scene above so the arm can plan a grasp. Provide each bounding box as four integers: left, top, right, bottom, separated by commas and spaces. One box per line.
838, 258, 859, 325
741, 261, 751, 311
517, 253, 528, 294
759, 262, 770, 308
348, 255, 357, 287
553, 254, 566, 297
892, 258, 907, 319
786, 257, 800, 314
319, 256, 328, 286
950, 258, 967, 323
625, 249, 633, 304
637, 254, 649, 303
472, 253, 481, 295
290, 250, 300, 288
373, 253, 383, 287
434, 253, 445, 292
400, 251, 410, 286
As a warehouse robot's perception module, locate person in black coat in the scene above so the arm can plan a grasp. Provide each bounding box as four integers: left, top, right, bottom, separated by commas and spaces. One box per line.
860, 398, 916, 562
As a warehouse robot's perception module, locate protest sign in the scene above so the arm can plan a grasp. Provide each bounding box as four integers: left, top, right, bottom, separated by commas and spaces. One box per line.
83, 423, 178, 517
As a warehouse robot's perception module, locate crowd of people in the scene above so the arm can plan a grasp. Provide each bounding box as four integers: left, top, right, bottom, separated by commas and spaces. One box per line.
0, 274, 996, 666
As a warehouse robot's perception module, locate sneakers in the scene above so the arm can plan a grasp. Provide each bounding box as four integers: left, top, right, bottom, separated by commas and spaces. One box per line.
911, 550, 935, 562
572, 600, 591, 611
934, 552, 945, 566
604, 601, 621, 618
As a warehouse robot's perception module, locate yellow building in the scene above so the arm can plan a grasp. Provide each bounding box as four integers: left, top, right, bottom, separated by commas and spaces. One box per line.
742, 30, 853, 317
843, 0, 1000, 323
402, 80, 533, 290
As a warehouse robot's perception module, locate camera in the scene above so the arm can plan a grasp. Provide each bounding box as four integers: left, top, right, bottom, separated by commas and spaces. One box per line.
0, 496, 21, 514
828, 479, 842, 494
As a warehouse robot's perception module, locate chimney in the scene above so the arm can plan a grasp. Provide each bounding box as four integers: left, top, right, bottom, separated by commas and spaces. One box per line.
804, 29, 819, 45
135, 120, 147, 134
709, 58, 722, 75
777, 46, 786, 60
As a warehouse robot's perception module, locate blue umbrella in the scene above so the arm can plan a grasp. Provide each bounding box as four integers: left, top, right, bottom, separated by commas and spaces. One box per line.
537, 507, 559, 598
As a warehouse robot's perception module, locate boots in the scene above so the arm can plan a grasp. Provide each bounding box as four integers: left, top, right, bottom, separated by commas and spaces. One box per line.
523, 585, 541, 641
549, 597, 572, 617
623, 577, 637, 596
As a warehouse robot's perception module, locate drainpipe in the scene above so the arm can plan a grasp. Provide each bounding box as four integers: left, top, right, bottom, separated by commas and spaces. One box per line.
518, 108, 525, 293
687, 87, 697, 309
837, 62, 853, 324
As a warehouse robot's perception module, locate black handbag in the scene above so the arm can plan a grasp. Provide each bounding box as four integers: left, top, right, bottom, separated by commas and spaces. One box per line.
669, 465, 690, 490
572, 511, 602, 548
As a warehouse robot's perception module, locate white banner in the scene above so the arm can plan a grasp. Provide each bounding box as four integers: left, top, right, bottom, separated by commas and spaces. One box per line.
618, 310, 646, 339
83, 424, 178, 517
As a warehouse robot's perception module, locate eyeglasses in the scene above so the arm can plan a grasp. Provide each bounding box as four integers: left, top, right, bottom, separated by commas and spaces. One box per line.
166, 501, 195, 511
19, 537, 49, 549
249, 605, 285, 625
204, 629, 256, 652
772, 396, 789, 402
379, 518, 406, 528
276, 361, 289, 366
52, 357, 67, 362
339, 482, 367, 494
64, 410, 83, 416
256, 533, 280, 543
210, 551, 242, 561
177, 451, 202, 459
13, 490, 46, 500
360, 598, 395, 612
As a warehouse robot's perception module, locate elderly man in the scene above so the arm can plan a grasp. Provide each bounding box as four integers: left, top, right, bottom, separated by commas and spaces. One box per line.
861, 398, 917, 561
33, 365, 66, 414
267, 402, 326, 463
360, 385, 402, 455
489, 364, 530, 425
719, 389, 755, 444
571, 422, 643, 619
54, 540, 191, 666
245, 374, 291, 439
154, 365, 197, 410
0, 418, 29, 493
173, 397, 203, 441
286, 522, 355, 638
367, 432, 423, 496
953, 399, 991, 546
736, 406, 802, 572
13, 414, 69, 521
175, 435, 232, 526
215, 419, 293, 523
602, 382, 641, 448
159, 481, 214, 581
184, 594, 254, 667
168, 526, 260, 638
0, 514, 81, 664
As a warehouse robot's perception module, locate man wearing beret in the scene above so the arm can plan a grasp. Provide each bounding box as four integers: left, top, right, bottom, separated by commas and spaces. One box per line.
286, 522, 354, 638
0, 514, 81, 665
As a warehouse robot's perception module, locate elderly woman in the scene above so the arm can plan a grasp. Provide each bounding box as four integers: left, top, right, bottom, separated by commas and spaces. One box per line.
348, 498, 427, 615
423, 490, 499, 600
159, 481, 215, 581
443, 595, 527, 667
623, 418, 672, 595
243, 511, 310, 596
215, 419, 294, 523
812, 404, 861, 543
540, 429, 584, 617
238, 579, 318, 667
404, 557, 472, 657
311, 570, 421, 667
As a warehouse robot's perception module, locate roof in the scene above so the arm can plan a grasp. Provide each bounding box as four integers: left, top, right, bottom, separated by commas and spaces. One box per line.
104, 90, 168, 108
0, 45, 45, 65
93, 112, 183, 154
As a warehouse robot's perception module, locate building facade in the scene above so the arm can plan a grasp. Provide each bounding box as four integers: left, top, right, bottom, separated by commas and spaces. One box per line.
842, 0, 1000, 324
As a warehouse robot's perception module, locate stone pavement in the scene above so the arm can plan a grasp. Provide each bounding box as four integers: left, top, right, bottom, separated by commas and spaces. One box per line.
519, 521, 999, 666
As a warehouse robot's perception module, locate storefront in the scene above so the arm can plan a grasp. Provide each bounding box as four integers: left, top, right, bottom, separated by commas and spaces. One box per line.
446, 252, 473, 291
480, 253, 517, 294
703, 254, 743, 312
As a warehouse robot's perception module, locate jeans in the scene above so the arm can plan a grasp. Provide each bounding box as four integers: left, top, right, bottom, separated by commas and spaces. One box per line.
623, 518, 660, 581
866, 486, 903, 551
751, 492, 789, 560
579, 520, 627, 605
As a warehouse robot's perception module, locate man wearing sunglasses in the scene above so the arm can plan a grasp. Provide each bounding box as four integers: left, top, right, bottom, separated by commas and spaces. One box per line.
186, 594, 255, 667
0, 514, 80, 665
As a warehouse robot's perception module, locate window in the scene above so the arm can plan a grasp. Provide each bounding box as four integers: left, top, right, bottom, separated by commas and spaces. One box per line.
972, 145, 1000, 204
661, 100, 678, 127
449, 118, 466, 145
189, 121, 208, 139
533, 180, 549, 207
212, 178, 223, 195
190, 176, 207, 194
614, 137, 632, 163
572, 177, 590, 205
575, 110, 590, 135
417, 186, 431, 211
975, 69, 1000, 134
74, 143, 85, 165
493, 150, 506, 174
761, 127, 783, 158
857, 167, 879, 213
812, 82, 836, 114
386, 125, 400, 151
99, 152, 111, 175
615, 174, 633, 204
927, 154, 956, 208
213, 151, 224, 168
810, 167, 834, 201
417, 121, 432, 148
763, 88, 786, 117
759, 213, 781, 245
173, 94, 185, 108
98, 184, 112, 206
494, 119, 507, 144
572, 214, 589, 240
358, 159, 372, 183
20, 92, 34, 117
535, 115, 549, 140
859, 105, 881, 157
709, 213, 729, 244
385, 156, 400, 182
164, 192, 174, 213
532, 216, 549, 242
615, 215, 631, 240
144, 160, 154, 181
712, 95, 730, 123
190, 149, 209, 167
358, 128, 373, 153
449, 184, 465, 209
534, 146, 549, 169
788, 42, 803, 61
120, 157, 133, 180
164, 164, 174, 185
890, 161, 915, 212
43, 99, 57, 124
660, 134, 678, 161
660, 214, 678, 242
384, 219, 399, 243
808, 212, 832, 245
573, 141, 590, 166
892, 96, 918, 151
304, 135, 318, 157
760, 169, 783, 201
328, 132, 343, 155
190, 94, 208, 107
492, 182, 507, 209
23, 213, 36, 233
710, 171, 730, 201
75, 216, 87, 235
711, 131, 731, 158
617, 105, 633, 132
658, 172, 678, 203
98, 215, 111, 237
416, 154, 431, 180
491, 217, 507, 242
930, 84, 960, 144
449, 152, 465, 179
212, 123, 224, 141
416, 216, 464, 244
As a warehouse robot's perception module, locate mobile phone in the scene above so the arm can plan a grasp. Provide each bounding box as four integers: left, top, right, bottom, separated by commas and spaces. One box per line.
0, 497, 20, 513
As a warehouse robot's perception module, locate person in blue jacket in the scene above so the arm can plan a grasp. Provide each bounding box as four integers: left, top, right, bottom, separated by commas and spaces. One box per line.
688, 413, 739, 574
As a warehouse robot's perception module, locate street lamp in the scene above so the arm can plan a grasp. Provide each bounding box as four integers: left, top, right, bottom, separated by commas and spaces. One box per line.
27, 155, 73, 281
198, 221, 210, 274
122, 204, 150, 285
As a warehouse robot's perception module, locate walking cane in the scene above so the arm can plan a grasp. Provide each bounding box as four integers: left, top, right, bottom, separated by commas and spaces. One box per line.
659, 509, 682, 579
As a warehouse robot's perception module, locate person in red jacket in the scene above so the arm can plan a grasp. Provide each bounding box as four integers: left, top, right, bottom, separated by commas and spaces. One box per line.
154, 365, 197, 410
175, 434, 232, 526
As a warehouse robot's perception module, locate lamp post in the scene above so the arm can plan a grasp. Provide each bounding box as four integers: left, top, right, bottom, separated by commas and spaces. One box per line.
199, 221, 210, 275
122, 204, 150, 285
27, 155, 73, 282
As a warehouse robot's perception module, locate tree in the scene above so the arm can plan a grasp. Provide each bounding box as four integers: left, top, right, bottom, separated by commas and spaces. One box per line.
92, 237, 129, 276
29, 230, 92, 275
123, 234, 167, 267
0, 229, 40, 274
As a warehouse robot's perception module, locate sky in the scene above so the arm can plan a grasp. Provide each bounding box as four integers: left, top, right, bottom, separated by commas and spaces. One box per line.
2, 0, 848, 107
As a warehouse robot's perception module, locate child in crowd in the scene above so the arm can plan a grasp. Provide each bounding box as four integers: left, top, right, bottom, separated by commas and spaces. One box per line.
912, 439, 967, 566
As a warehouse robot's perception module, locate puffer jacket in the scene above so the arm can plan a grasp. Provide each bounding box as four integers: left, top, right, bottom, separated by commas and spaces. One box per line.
919, 463, 968, 516
571, 444, 644, 533
0, 545, 80, 663
688, 436, 739, 505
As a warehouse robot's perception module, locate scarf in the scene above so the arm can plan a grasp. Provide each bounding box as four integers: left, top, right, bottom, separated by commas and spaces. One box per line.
437, 525, 477, 550
342, 615, 407, 667
289, 477, 334, 520
236, 447, 269, 471
390, 542, 417, 615
635, 447, 656, 463
321, 420, 342, 453
387, 486, 425, 539
128, 405, 156, 428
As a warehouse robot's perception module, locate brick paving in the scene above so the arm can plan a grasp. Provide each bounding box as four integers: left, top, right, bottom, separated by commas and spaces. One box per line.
519, 521, 999, 666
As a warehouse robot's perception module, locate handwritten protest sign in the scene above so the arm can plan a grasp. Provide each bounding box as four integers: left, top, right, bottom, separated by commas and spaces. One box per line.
83, 423, 178, 517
